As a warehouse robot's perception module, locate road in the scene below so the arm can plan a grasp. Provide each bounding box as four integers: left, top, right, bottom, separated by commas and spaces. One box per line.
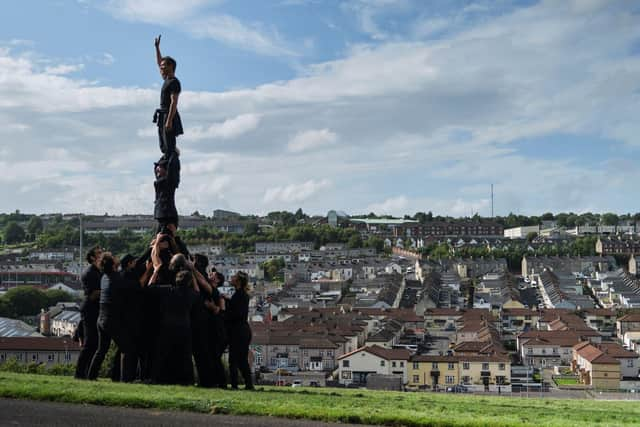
0, 398, 376, 427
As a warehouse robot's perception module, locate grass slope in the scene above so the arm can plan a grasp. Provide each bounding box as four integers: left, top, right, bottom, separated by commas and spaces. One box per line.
0, 372, 639, 427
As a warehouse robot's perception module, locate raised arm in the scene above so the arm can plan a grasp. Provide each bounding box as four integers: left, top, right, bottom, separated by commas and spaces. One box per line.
155, 34, 162, 67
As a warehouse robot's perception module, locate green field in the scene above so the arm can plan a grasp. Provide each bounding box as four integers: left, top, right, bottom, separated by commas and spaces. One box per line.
554, 377, 580, 386
0, 372, 639, 426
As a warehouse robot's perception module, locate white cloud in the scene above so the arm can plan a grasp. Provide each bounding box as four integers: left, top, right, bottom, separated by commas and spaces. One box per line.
366, 196, 409, 216
185, 113, 261, 141
264, 179, 331, 204
103, 0, 213, 24
44, 63, 84, 75
3, 2, 640, 216
98, 53, 115, 65
288, 129, 337, 153
187, 15, 297, 57
102, 0, 296, 56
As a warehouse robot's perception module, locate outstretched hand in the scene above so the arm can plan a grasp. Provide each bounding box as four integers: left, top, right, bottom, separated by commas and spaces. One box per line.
154, 34, 161, 48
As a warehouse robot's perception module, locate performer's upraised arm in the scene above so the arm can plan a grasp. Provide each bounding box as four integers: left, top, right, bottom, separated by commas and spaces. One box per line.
154, 34, 162, 68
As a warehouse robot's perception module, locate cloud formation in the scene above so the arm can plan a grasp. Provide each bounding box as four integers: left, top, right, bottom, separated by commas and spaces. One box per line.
2, 1, 640, 217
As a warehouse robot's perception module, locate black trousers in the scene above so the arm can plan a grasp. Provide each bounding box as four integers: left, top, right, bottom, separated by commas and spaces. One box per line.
228, 326, 252, 389
87, 323, 137, 381
192, 314, 215, 387
74, 310, 98, 379
211, 317, 227, 387
158, 126, 176, 155
152, 325, 194, 385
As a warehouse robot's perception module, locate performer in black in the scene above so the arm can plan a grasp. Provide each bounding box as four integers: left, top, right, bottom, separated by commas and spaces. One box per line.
191, 254, 214, 387
153, 156, 180, 230
87, 253, 136, 381
149, 269, 199, 385
154, 35, 183, 156
225, 272, 254, 390
75, 246, 103, 379
205, 271, 227, 388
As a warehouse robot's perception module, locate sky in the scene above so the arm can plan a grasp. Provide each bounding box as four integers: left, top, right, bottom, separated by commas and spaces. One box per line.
2, 0, 640, 218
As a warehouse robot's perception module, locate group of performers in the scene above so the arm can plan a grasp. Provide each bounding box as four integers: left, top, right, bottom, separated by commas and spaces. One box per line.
72, 37, 254, 389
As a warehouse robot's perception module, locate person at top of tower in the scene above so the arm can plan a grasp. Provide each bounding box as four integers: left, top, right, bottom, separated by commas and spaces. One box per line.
153, 35, 183, 156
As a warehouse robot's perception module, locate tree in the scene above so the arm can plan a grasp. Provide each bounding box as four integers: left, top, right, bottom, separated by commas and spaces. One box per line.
4, 221, 25, 244
601, 213, 620, 226
26, 216, 43, 239
261, 257, 285, 282
347, 234, 363, 249
244, 223, 260, 236
1, 287, 48, 317
526, 232, 538, 242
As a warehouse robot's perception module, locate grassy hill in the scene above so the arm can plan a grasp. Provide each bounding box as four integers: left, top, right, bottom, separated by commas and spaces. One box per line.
1, 372, 639, 426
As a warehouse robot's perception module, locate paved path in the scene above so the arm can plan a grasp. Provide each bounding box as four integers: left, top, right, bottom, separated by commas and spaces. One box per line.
0, 398, 376, 427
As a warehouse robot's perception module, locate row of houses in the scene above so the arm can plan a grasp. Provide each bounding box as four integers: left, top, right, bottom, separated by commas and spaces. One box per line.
336, 345, 510, 390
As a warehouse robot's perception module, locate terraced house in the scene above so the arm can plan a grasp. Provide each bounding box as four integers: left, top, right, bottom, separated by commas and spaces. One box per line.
408, 354, 511, 390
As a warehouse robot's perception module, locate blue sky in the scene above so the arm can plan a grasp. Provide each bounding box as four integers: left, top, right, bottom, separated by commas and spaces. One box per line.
1, 0, 640, 217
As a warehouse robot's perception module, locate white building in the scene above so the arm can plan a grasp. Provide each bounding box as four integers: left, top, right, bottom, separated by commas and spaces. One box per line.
503, 226, 540, 239
337, 345, 411, 386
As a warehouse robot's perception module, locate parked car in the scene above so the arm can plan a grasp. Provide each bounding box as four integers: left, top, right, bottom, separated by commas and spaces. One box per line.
292, 380, 303, 388
446, 385, 469, 393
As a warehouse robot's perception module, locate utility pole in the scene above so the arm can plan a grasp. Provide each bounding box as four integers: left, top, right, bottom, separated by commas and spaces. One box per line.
79, 214, 83, 279
491, 184, 494, 218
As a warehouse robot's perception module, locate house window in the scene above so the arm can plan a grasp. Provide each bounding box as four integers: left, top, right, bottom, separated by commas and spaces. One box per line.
482, 363, 489, 371
380, 360, 386, 367
499, 363, 505, 371
343, 360, 350, 368
627, 359, 634, 368
270, 358, 277, 366
319, 351, 324, 357
47, 354, 54, 362
462, 376, 470, 384
341, 371, 352, 379
31, 354, 38, 362
432, 362, 438, 369
527, 348, 533, 354
445, 376, 455, 384
413, 362, 419, 369
463, 362, 470, 370
327, 350, 333, 356
496, 376, 506, 385
541, 349, 546, 355
400, 361, 404, 367
291, 359, 298, 366
413, 375, 420, 383
552, 348, 558, 354
392, 361, 397, 368
448, 362, 455, 370
64, 353, 71, 361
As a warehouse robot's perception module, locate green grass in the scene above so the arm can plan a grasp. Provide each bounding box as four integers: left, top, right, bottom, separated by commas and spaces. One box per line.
1, 372, 639, 426
554, 378, 580, 386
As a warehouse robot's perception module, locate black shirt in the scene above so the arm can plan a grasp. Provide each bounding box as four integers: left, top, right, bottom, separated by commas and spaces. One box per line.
226, 288, 249, 325
80, 264, 102, 314
160, 77, 181, 110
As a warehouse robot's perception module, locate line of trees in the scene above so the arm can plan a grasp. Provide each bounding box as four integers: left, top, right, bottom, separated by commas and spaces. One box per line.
0, 286, 75, 318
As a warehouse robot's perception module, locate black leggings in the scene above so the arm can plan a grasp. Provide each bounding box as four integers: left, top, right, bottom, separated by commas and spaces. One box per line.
87, 324, 137, 381
228, 332, 252, 389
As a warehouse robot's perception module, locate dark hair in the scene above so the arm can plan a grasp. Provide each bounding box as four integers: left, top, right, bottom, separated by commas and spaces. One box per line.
194, 254, 208, 276
161, 56, 177, 71
86, 246, 101, 264
100, 252, 116, 275
169, 253, 188, 272
215, 272, 225, 284
236, 271, 249, 292
175, 269, 192, 288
